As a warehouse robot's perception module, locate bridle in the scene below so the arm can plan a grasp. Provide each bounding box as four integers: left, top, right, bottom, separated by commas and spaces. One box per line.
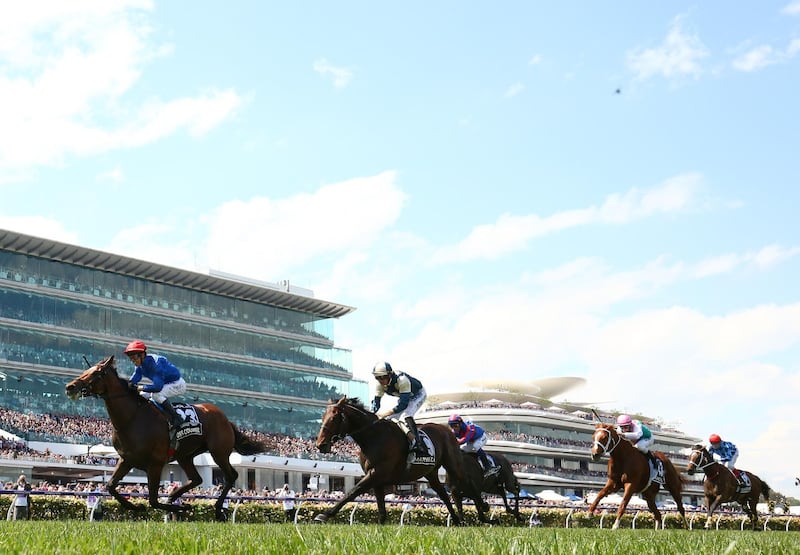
68, 362, 129, 401
319, 400, 377, 445
592, 426, 621, 456
688, 447, 716, 475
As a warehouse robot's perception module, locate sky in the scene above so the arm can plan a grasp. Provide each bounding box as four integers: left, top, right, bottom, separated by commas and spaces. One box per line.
1, 1, 799, 496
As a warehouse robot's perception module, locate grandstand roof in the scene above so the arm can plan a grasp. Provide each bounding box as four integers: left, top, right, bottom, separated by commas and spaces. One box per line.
0, 229, 355, 318
429, 376, 587, 404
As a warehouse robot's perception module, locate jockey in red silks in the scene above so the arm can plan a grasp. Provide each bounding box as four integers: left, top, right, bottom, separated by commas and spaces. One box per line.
448, 414, 499, 477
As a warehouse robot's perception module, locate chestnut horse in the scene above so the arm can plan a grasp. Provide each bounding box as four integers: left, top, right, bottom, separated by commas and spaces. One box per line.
449, 451, 524, 523
65, 355, 266, 521
686, 444, 770, 530
589, 423, 687, 529
314, 397, 478, 525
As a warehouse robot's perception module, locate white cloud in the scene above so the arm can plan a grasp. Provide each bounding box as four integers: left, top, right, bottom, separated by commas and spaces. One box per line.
313, 58, 354, 88
529, 54, 543, 65
95, 167, 123, 183
0, 1, 241, 182
0, 216, 79, 244
505, 83, 525, 98
435, 173, 703, 263
781, 1, 800, 16
732, 38, 800, 72
204, 171, 406, 280
627, 17, 709, 80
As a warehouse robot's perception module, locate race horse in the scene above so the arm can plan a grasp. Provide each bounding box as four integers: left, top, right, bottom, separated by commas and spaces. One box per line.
65, 355, 266, 521
449, 451, 524, 523
686, 443, 770, 530
314, 396, 480, 525
588, 423, 687, 529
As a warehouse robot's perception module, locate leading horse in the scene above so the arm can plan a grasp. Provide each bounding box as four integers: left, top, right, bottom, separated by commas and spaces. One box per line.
65, 355, 266, 521
449, 451, 524, 523
686, 443, 770, 530
315, 397, 479, 525
589, 423, 687, 529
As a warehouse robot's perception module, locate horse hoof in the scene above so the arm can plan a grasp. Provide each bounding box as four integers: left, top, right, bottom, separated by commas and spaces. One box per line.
313, 513, 329, 524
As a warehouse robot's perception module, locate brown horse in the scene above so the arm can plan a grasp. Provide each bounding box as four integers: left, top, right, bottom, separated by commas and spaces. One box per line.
315, 397, 478, 525
686, 444, 770, 530
588, 423, 687, 529
65, 355, 266, 521
449, 451, 524, 523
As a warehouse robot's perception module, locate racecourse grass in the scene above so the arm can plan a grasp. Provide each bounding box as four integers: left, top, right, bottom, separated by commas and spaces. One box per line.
0, 521, 798, 554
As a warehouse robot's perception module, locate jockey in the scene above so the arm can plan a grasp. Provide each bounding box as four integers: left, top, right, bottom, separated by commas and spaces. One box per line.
370, 361, 429, 457
448, 414, 499, 477
124, 340, 187, 448
708, 434, 743, 482
615, 414, 658, 465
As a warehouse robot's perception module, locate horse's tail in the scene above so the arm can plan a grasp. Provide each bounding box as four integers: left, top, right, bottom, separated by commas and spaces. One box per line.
760, 479, 771, 502
231, 423, 267, 456
660, 454, 688, 491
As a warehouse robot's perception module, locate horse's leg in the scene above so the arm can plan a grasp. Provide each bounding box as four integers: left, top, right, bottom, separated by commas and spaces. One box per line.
106, 458, 142, 511
373, 485, 387, 524
587, 479, 617, 514
314, 471, 379, 523
705, 493, 723, 529
168, 458, 203, 503
612, 484, 636, 530
665, 467, 687, 528
145, 463, 180, 513
452, 487, 466, 523
210, 457, 238, 522
644, 492, 662, 530
746, 496, 759, 530
427, 471, 462, 526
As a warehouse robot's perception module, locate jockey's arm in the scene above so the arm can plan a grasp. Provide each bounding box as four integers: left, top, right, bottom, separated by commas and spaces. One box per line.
370, 394, 383, 413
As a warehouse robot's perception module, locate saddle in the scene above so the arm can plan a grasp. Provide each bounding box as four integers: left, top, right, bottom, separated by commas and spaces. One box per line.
733, 470, 751, 493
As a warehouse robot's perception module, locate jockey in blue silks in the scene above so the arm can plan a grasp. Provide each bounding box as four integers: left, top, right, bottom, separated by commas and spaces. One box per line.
708, 433, 744, 482
370, 362, 429, 457
124, 340, 187, 447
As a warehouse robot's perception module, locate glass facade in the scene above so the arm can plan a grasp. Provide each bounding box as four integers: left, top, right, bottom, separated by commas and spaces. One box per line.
0, 249, 368, 439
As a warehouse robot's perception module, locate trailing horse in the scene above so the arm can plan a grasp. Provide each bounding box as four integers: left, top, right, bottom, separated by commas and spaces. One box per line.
588, 423, 687, 529
686, 443, 770, 530
448, 451, 524, 523
65, 355, 266, 521
314, 396, 481, 525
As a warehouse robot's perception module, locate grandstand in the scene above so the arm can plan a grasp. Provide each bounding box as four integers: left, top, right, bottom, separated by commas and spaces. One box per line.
0, 229, 367, 492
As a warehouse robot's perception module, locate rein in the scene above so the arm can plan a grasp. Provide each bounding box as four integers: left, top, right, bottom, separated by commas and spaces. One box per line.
322, 401, 378, 444
690, 449, 722, 480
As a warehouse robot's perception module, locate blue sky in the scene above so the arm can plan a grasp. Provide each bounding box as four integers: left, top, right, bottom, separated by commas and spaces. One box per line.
1, 2, 799, 495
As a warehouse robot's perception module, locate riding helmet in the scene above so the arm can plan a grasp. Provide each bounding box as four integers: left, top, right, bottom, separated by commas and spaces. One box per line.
124, 340, 147, 354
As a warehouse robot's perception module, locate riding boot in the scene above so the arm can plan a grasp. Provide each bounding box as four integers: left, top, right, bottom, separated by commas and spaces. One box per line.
160, 399, 182, 448
478, 449, 499, 477
405, 417, 428, 456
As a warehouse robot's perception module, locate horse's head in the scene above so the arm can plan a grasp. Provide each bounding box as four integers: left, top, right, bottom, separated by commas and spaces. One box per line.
590, 423, 619, 462
65, 356, 118, 399
315, 397, 349, 454
315, 396, 375, 453
686, 443, 710, 475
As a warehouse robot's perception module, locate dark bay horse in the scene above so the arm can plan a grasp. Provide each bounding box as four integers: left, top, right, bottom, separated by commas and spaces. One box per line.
65, 355, 266, 521
686, 444, 770, 530
449, 451, 523, 523
589, 423, 687, 529
315, 397, 479, 525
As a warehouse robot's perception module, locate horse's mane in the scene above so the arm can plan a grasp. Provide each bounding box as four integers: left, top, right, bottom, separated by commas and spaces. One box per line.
101, 357, 147, 405
691, 443, 705, 450
343, 397, 371, 414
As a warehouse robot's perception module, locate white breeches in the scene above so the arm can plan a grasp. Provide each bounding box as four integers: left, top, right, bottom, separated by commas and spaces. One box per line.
394, 388, 427, 420
634, 436, 655, 453
139, 378, 186, 403
720, 452, 738, 470
460, 433, 488, 453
